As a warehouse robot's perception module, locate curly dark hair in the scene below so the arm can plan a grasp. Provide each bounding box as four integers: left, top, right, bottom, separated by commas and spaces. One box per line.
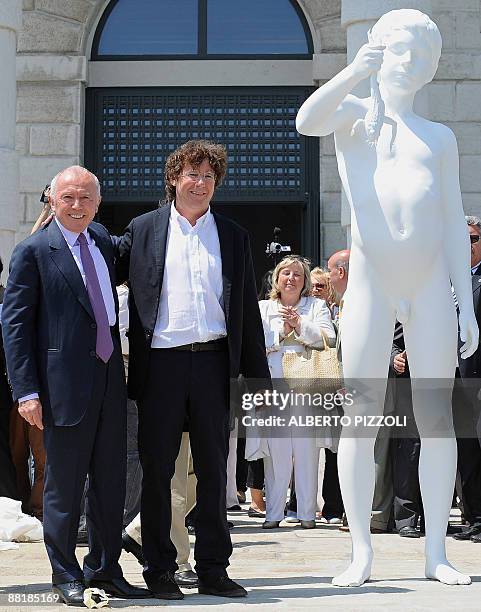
164, 140, 228, 202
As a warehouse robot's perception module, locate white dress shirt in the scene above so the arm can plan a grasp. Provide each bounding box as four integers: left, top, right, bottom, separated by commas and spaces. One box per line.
19, 219, 116, 402
117, 284, 129, 356
152, 204, 226, 348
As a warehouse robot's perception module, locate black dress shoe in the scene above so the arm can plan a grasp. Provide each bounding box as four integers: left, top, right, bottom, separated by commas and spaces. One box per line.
198, 575, 247, 597
398, 526, 421, 538
149, 572, 184, 600
86, 577, 151, 599
52, 580, 85, 606
175, 569, 199, 588
121, 529, 144, 565
446, 524, 463, 535
453, 524, 481, 541
227, 504, 242, 512
248, 507, 266, 518
262, 520, 280, 529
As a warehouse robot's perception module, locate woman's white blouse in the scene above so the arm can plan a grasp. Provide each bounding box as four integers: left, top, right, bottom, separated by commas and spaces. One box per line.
258, 296, 336, 378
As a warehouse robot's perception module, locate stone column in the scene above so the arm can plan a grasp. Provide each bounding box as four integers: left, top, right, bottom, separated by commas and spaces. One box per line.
339, 0, 433, 230
0, 0, 21, 274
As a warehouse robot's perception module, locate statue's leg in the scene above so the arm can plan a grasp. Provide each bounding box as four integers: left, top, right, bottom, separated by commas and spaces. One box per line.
404, 278, 471, 586
332, 283, 395, 587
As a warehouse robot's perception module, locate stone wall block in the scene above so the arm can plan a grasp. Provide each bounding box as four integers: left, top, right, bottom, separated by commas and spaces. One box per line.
34, 0, 94, 23
321, 192, 341, 223
17, 83, 81, 123
436, 53, 481, 80
460, 155, 481, 192
300, 0, 341, 22
431, 12, 454, 50
19, 155, 79, 193
17, 55, 87, 82
15, 124, 29, 154
446, 122, 481, 155
322, 222, 346, 261
424, 81, 455, 121
461, 193, 481, 218
18, 12, 81, 53
23, 0, 35, 10
321, 156, 341, 192
313, 54, 346, 80
0, 149, 19, 231
30, 124, 80, 156
317, 18, 346, 52
25, 192, 44, 223
434, 0, 478, 10
455, 83, 481, 121
321, 134, 336, 156
455, 12, 481, 50
341, 0, 432, 28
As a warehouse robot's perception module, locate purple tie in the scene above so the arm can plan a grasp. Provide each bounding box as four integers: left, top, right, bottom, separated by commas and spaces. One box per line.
77, 233, 113, 363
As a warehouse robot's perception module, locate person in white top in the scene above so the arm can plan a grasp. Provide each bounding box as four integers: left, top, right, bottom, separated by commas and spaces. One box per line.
258, 255, 336, 529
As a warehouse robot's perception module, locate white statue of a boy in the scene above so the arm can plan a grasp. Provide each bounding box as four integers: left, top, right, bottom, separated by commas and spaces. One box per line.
297, 9, 478, 587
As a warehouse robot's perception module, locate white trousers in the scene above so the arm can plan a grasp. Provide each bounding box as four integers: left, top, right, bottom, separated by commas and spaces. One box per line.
226, 419, 239, 509
264, 436, 320, 522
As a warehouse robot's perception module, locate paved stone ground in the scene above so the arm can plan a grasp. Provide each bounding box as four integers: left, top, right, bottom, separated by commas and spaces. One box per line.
1, 507, 481, 611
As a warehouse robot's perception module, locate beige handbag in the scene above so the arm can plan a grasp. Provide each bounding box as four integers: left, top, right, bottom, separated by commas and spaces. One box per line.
281, 331, 343, 394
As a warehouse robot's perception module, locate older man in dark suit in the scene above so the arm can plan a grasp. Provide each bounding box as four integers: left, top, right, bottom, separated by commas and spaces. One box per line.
452, 215, 481, 542
115, 140, 270, 599
2, 166, 150, 605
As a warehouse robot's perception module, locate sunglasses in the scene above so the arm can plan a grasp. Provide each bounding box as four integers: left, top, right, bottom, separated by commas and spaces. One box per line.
470, 235, 480, 244
312, 283, 326, 290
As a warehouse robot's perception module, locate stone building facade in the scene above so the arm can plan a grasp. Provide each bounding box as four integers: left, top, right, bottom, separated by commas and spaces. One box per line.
1, 0, 480, 273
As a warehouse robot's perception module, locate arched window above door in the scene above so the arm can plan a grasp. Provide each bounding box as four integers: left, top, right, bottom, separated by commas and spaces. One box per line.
92, 0, 312, 59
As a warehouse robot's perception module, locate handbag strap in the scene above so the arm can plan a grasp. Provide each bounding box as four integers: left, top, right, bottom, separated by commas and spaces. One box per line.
319, 330, 331, 352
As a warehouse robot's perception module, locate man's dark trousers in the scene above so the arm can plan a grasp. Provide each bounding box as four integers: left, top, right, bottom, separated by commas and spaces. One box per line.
139, 347, 232, 586
43, 338, 127, 584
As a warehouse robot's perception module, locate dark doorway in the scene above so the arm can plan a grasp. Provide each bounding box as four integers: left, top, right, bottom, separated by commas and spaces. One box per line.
212, 202, 303, 290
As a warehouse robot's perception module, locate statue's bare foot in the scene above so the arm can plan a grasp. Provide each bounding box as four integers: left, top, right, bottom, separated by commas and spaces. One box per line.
425, 559, 471, 585
332, 551, 373, 587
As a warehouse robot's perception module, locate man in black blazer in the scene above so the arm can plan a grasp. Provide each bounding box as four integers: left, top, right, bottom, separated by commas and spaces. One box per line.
452, 215, 481, 541
115, 140, 270, 599
2, 166, 150, 605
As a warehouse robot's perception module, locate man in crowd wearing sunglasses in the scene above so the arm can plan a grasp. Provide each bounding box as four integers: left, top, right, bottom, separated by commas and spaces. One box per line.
451, 216, 481, 543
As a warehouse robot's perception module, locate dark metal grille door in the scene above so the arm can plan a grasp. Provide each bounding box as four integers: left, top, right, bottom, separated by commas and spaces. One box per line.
85, 87, 314, 203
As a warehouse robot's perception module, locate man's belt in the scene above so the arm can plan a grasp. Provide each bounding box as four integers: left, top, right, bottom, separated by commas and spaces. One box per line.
172, 338, 227, 352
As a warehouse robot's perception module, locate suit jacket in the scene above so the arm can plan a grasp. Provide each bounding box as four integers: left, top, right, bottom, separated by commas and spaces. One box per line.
458, 262, 481, 379
1, 221, 122, 427
115, 204, 270, 399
